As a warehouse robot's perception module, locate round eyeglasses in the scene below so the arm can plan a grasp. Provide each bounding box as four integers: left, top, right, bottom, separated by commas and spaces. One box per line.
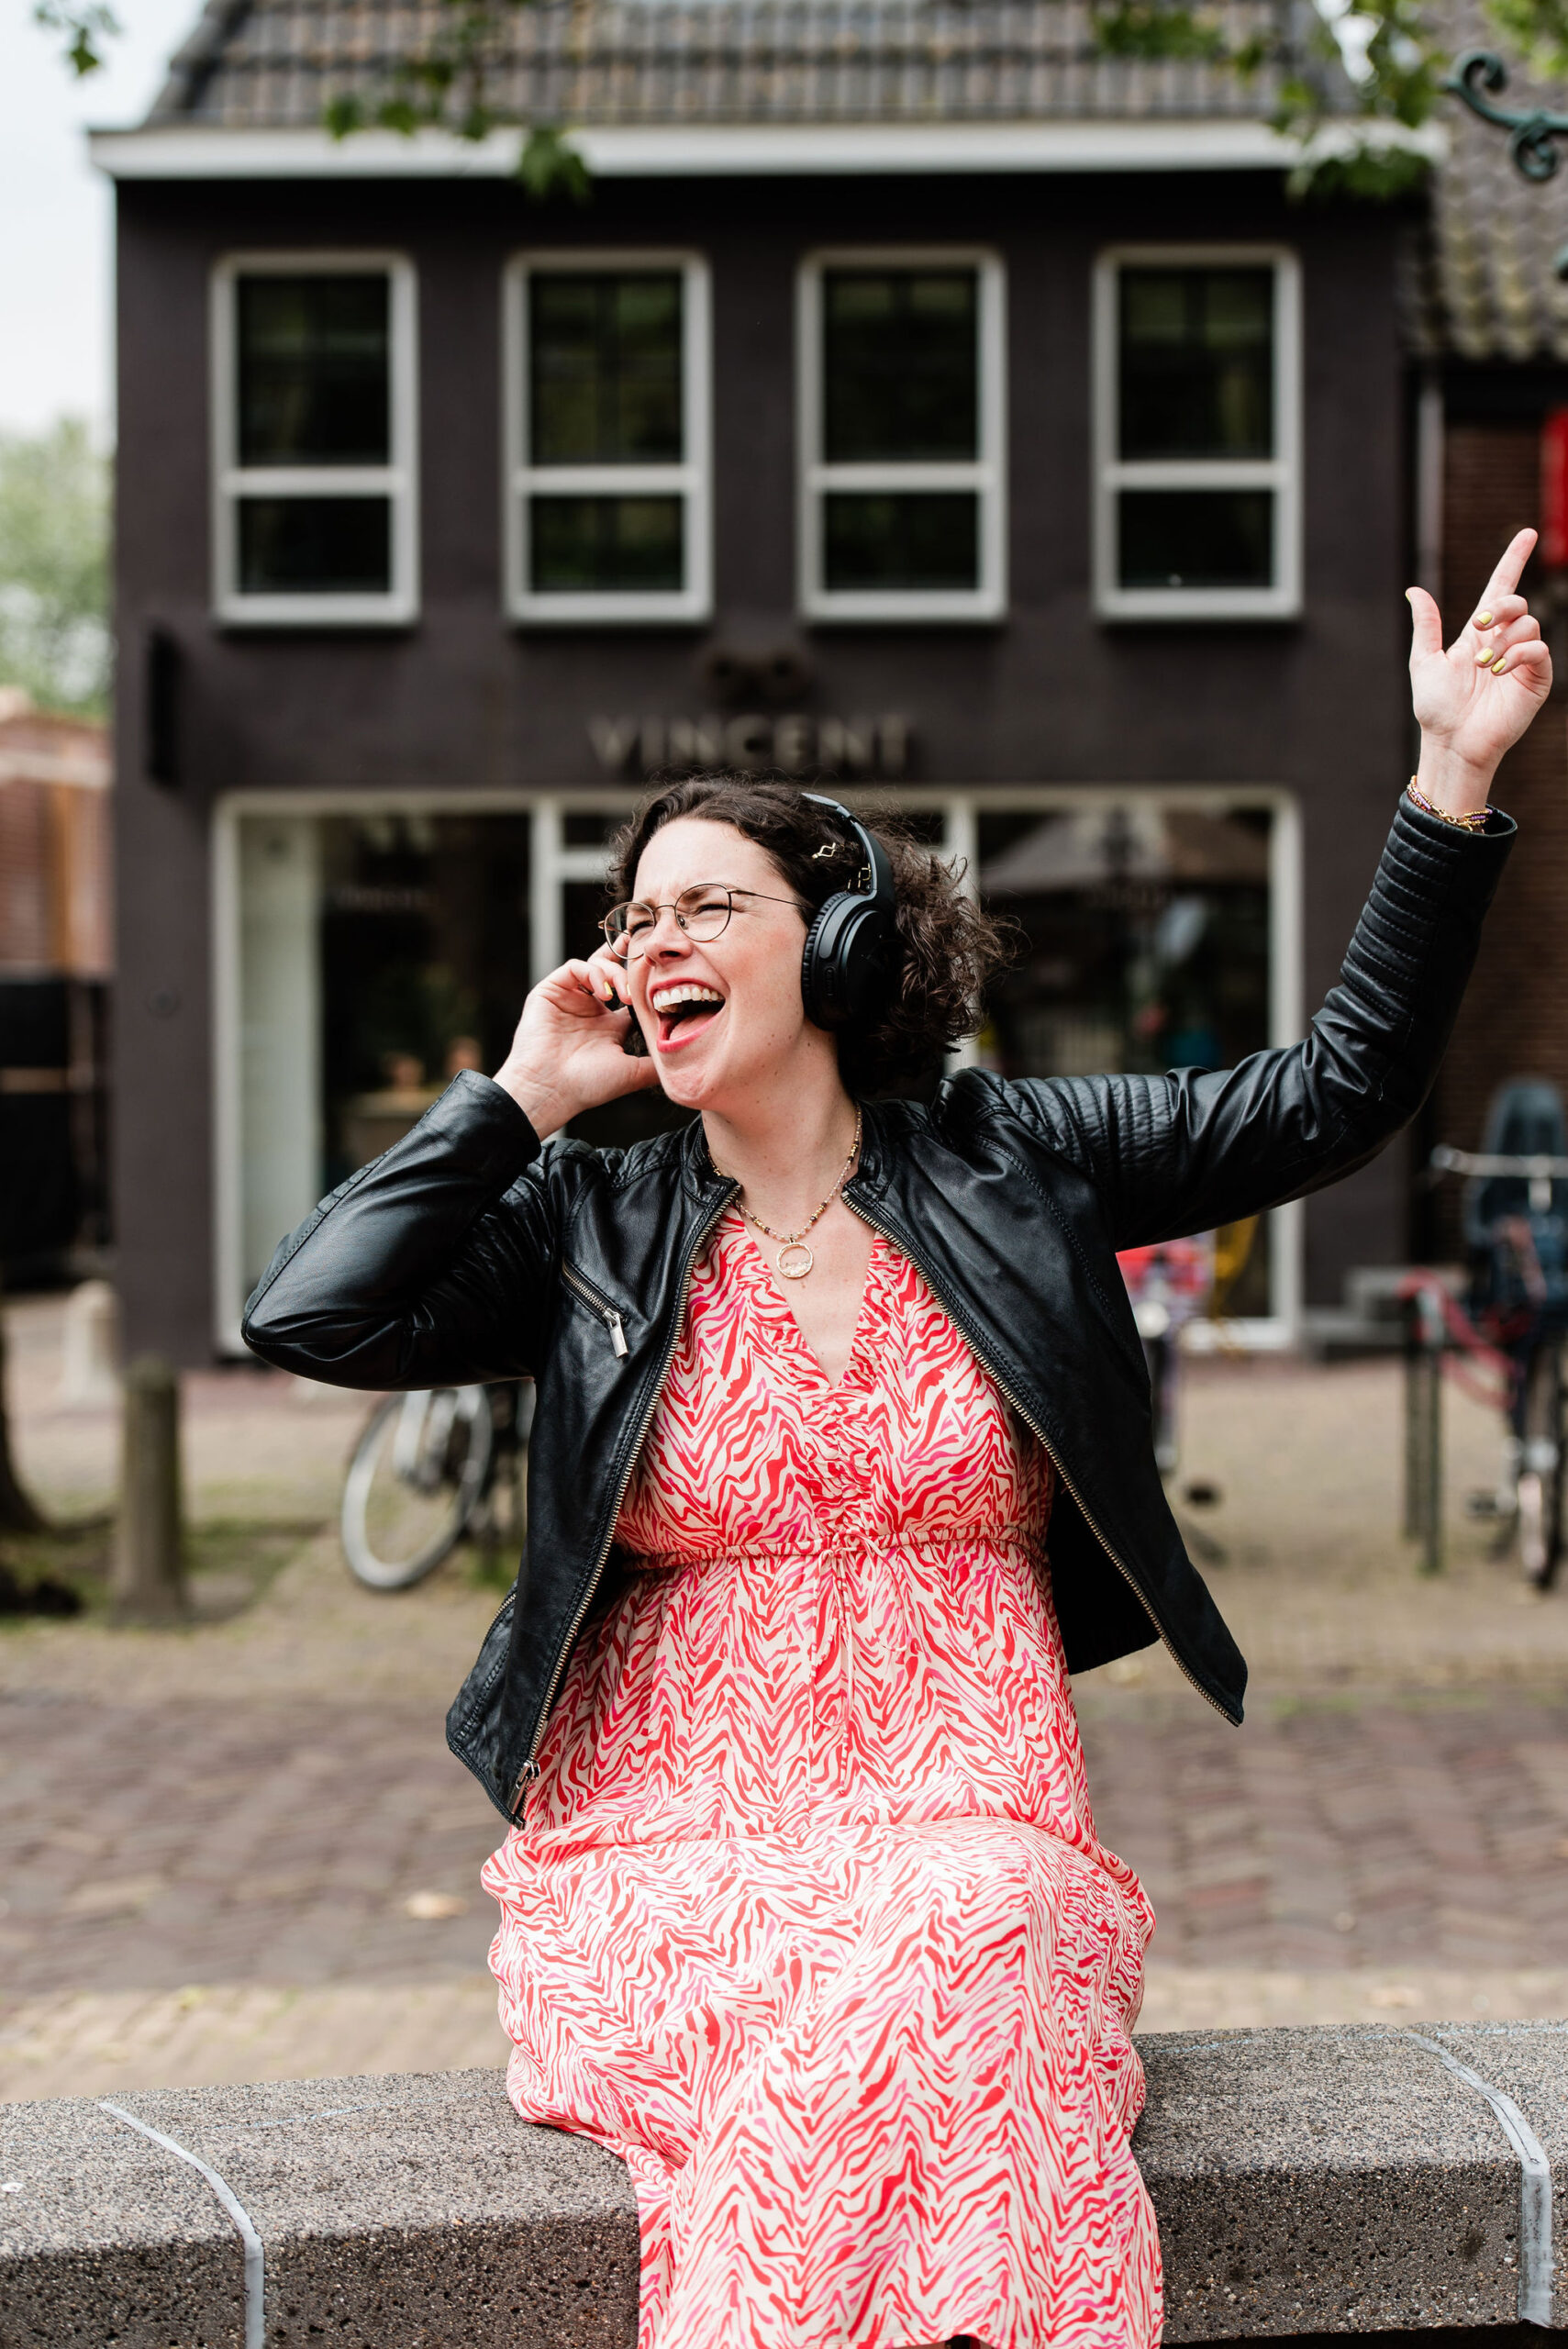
601, 885, 806, 956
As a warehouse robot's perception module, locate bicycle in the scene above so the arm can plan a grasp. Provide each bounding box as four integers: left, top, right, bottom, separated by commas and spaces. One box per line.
1430, 1077, 1568, 1586
340, 1379, 534, 1591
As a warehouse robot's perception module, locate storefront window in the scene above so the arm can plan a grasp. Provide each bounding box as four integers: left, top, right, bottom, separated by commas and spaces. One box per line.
317, 815, 535, 1190
229, 802, 695, 1323
225, 793, 1286, 1333
234, 811, 532, 1302
977, 800, 1275, 1314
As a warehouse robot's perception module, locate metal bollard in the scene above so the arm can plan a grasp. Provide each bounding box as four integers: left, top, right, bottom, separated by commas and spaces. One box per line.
1403, 1286, 1445, 1575
113, 1355, 187, 1621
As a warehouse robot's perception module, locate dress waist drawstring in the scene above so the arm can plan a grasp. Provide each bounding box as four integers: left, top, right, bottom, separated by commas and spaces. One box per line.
816, 1541, 925, 1773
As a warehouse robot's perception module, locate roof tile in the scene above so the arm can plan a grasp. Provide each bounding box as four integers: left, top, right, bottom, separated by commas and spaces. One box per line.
148, 0, 1309, 128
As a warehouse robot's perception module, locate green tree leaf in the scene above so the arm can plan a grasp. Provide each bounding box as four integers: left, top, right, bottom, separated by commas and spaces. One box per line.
315, 0, 591, 188
1485, 0, 1568, 83
517, 121, 592, 199
1091, 2, 1228, 61
0, 418, 111, 718
32, 0, 120, 75
1086, 0, 1442, 197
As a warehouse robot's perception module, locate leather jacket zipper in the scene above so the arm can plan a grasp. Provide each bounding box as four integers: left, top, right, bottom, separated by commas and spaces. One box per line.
842, 1196, 1233, 1722
561, 1261, 628, 1358
512, 1186, 738, 1819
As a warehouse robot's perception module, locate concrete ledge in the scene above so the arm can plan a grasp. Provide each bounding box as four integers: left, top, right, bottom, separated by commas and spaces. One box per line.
1136, 2024, 1565, 2338
3, 2023, 1566, 2346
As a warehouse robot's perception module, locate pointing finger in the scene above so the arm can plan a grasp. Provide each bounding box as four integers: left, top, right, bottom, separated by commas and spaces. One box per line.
1477, 527, 1539, 614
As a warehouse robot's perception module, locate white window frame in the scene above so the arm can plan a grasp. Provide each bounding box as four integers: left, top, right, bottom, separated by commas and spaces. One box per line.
504, 251, 712, 626
1093, 244, 1302, 622
797, 247, 1006, 624
210, 251, 418, 627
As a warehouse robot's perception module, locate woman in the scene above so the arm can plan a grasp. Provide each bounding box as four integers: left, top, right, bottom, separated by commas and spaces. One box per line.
245, 534, 1548, 2349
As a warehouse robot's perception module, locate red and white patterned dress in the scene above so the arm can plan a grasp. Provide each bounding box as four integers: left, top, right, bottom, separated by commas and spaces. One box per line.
484, 1217, 1160, 2349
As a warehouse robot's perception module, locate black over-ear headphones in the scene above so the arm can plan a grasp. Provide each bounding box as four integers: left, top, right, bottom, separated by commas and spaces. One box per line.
798, 794, 898, 1031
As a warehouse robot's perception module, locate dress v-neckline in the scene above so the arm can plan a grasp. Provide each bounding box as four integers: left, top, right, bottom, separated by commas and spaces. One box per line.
727, 1215, 884, 1399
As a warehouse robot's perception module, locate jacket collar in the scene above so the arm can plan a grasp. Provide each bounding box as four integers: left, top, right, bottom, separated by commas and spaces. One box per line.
678, 1093, 900, 1206
678, 1113, 729, 1205
850, 1097, 895, 1197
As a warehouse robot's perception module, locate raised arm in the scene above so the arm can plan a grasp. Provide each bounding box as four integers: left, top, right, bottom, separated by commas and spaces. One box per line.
987, 530, 1547, 1247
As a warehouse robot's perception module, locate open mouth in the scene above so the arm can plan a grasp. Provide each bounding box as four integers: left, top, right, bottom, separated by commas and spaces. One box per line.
650, 983, 725, 1053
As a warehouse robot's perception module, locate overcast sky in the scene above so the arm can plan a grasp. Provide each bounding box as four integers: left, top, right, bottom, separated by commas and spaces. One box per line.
2, 0, 200, 436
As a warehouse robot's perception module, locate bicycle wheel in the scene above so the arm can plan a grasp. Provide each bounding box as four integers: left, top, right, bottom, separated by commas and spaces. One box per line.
1519, 1342, 1567, 1588
468, 1384, 531, 1570
340, 1386, 494, 1591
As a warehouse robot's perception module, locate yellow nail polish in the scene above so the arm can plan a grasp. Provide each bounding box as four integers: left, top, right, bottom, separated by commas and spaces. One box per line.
1493, 655, 1508, 673
1475, 647, 1496, 664
1477, 610, 1494, 626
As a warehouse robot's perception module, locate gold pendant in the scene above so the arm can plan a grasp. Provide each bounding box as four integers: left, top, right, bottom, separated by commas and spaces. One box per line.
776, 1241, 815, 1281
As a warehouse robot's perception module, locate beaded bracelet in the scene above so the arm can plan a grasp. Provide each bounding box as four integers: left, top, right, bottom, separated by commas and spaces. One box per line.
1407, 778, 1495, 833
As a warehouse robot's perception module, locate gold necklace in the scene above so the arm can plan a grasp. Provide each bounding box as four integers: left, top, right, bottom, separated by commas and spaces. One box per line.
727, 1108, 862, 1282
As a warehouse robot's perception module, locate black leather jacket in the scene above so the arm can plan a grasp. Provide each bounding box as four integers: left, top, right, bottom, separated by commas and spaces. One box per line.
243, 800, 1514, 1821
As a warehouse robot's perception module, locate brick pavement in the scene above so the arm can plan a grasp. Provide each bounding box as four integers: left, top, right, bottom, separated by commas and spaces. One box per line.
6, 1299, 1568, 2097
8, 1675, 1568, 2001
1078, 1687, 1568, 1969
0, 1689, 499, 1998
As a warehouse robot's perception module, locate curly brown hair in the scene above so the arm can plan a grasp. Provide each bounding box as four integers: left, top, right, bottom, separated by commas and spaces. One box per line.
606, 776, 1015, 1097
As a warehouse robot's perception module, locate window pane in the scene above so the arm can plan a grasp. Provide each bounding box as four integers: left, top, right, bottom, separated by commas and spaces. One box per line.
823, 272, 978, 462
529, 495, 684, 592
1118, 489, 1273, 590
530, 273, 684, 465
238, 496, 393, 594
237, 275, 391, 466
976, 802, 1275, 1313
562, 810, 626, 847
319, 812, 534, 1191
1118, 268, 1273, 461
823, 492, 978, 591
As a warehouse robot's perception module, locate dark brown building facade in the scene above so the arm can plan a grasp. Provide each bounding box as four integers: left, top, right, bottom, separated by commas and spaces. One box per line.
99, 0, 1544, 1365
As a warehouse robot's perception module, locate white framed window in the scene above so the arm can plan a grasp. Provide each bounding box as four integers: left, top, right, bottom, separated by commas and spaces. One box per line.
1094, 246, 1302, 622
504, 253, 711, 625
210, 253, 418, 627
797, 249, 1006, 623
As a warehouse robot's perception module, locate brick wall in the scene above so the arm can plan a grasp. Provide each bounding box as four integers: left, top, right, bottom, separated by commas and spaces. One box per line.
0, 772, 56, 970
1425, 420, 1568, 1256
0, 701, 112, 977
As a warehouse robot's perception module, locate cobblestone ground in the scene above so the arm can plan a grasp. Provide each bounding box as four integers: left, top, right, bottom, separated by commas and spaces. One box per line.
5, 1296, 1568, 2099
